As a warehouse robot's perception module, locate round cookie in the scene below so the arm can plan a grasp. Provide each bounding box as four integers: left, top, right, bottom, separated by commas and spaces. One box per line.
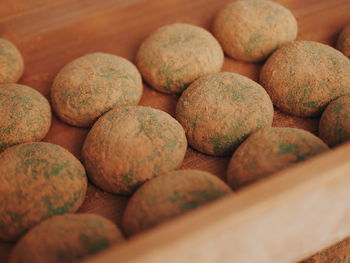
0, 84, 51, 152
176, 72, 274, 156
82, 106, 187, 195
213, 0, 297, 62
122, 169, 231, 236
319, 95, 350, 147
51, 53, 143, 127
8, 214, 124, 263
337, 24, 350, 58
0, 39, 24, 84
227, 127, 329, 189
0, 142, 87, 241
260, 40, 350, 117
136, 23, 224, 94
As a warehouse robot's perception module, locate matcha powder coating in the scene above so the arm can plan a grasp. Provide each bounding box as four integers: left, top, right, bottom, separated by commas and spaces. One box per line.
213, 0, 297, 62
136, 23, 224, 94
0, 39, 24, 84
122, 169, 231, 236
260, 40, 350, 117
176, 72, 274, 156
51, 52, 143, 127
0, 142, 87, 241
227, 127, 329, 189
8, 214, 124, 263
82, 106, 187, 195
0, 84, 51, 152
319, 95, 350, 147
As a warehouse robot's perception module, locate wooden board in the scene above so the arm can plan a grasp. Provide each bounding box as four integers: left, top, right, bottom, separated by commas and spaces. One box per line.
0, 0, 349, 262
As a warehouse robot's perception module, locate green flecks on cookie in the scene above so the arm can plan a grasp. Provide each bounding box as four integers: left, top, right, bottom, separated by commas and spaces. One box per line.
79, 233, 111, 255
44, 161, 70, 178
43, 192, 82, 217
277, 142, 308, 162
210, 134, 243, 156
245, 30, 263, 56
332, 103, 345, 114
302, 100, 320, 109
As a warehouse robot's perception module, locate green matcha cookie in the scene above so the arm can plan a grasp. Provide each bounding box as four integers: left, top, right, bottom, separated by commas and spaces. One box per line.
0, 84, 51, 152
319, 95, 350, 147
0, 142, 87, 241
122, 169, 231, 236
82, 106, 187, 195
260, 40, 350, 117
9, 213, 124, 263
51, 53, 143, 127
176, 72, 274, 156
213, 0, 297, 62
0, 39, 24, 84
136, 23, 224, 94
227, 127, 329, 189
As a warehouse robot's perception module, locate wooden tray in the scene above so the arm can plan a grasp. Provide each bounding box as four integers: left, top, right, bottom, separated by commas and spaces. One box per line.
0, 0, 349, 262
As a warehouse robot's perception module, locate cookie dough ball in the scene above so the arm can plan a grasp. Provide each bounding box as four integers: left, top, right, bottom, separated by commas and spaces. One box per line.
0, 39, 24, 84
227, 127, 329, 189
213, 0, 297, 62
82, 106, 187, 195
0, 142, 87, 241
136, 23, 224, 94
319, 95, 350, 147
122, 169, 231, 236
260, 40, 350, 117
176, 72, 274, 156
8, 214, 124, 263
337, 24, 350, 58
51, 53, 143, 127
0, 84, 51, 152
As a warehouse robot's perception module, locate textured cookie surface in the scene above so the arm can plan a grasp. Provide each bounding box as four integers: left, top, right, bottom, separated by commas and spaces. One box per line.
0, 142, 87, 241
213, 0, 297, 62
227, 127, 329, 189
260, 40, 350, 117
136, 23, 224, 93
82, 106, 187, 195
337, 24, 350, 58
176, 72, 274, 156
300, 237, 350, 263
319, 95, 350, 147
9, 213, 124, 263
51, 52, 143, 127
0, 84, 51, 152
122, 169, 231, 236
0, 39, 24, 84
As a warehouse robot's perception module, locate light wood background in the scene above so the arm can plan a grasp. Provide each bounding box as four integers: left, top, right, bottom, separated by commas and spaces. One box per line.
0, 0, 349, 262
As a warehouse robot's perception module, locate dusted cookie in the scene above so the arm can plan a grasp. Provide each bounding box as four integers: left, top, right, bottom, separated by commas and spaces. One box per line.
136, 23, 224, 94
122, 169, 231, 236
227, 127, 329, 189
51, 53, 143, 127
0, 84, 51, 152
300, 237, 350, 263
260, 40, 350, 117
9, 214, 124, 263
82, 106, 187, 195
213, 0, 297, 62
176, 72, 273, 156
0, 39, 24, 84
319, 95, 350, 147
337, 24, 350, 58
0, 142, 87, 241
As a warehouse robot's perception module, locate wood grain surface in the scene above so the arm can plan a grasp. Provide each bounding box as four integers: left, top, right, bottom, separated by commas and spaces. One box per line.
0, 0, 349, 262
